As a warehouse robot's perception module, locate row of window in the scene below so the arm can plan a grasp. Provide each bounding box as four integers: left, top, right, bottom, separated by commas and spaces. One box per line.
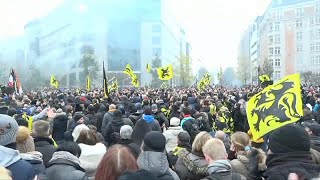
311, 43, 320, 52
269, 16, 320, 32
274, 71, 281, 80
269, 59, 281, 67
269, 47, 281, 55
269, 34, 281, 43
311, 55, 320, 64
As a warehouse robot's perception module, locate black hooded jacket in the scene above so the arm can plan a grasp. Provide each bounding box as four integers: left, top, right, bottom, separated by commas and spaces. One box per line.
105, 110, 125, 146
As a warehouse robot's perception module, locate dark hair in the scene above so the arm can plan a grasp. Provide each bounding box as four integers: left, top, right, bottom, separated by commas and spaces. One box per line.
182, 107, 191, 115
143, 107, 152, 115
56, 141, 82, 158
76, 130, 99, 145
95, 145, 138, 180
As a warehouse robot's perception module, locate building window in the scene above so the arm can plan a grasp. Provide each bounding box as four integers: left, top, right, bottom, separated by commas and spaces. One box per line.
297, 44, 303, 52
296, 8, 303, 16
269, 47, 274, 55
315, 55, 320, 64
316, 5, 320, 14
152, 24, 161, 33
274, 71, 281, 80
275, 12, 282, 19
274, 34, 280, 43
269, 59, 273, 66
274, 22, 280, 31
269, 23, 273, 32
311, 30, 314, 39
316, 16, 320, 24
296, 19, 302, 28
275, 59, 281, 66
316, 43, 320, 52
269, 35, 273, 43
311, 43, 315, 52
296, 32, 302, 41
152, 48, 161, 56
152, 36, 161, 45
275, 47, 281, 55
316, 29, 320, 38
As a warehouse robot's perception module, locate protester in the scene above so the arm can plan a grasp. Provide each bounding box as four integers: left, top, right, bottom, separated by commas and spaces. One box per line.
46, 141, 88, 180
52, 108, 68, 143
175, 131, 212, 180
95, 144, 139, 180
152, 104, 169, 128
167, 131, 192, 168
72, 124, 90, 142
16, 126, 45, 178
201, 138, 245, 179
0, 114, 36, 180
101, 104, 116, 136
180, 107, 200, 142
94, 104, 107, 133
304, 122, 320, 152
32, 120, 56, 166
229, 132, 266, 179
118, 125, 134, 145
214, 130, 231, 154
76, 129, 106, 179
261, 124, 320, 180
104, 109, 125, 146
163, 117, 183, 152
137, 131, 180, 180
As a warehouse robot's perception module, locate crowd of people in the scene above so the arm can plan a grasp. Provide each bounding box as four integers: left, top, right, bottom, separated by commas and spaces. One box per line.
0, 86, 320, 180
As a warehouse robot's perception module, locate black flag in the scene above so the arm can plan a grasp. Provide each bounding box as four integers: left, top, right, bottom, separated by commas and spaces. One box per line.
103, 61, 109, 98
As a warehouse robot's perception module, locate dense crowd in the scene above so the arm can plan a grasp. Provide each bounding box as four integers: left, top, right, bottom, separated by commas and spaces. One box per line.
0, 86, 320, 180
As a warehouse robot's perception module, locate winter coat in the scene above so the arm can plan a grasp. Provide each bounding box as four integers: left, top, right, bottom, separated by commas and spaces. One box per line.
117, 139, 133, 145
104, 114, 125, 146
128, 112, 143, 125
201, 160, 245, 180
137, 151, 180, 180
163, 126, 184, 152
131, 119, 152, 147
139, 115, 162, 132
263, 152, 320, 180
310, 135, 320, 152
153, 111, 169, 128
230, 150, 266, 179
181, 116, 199, 142
94, 106, 107, 133
20, 151, 46, 178
167, 144, 192, 168
310, 148, 320, 164
175, 149, 208, 180
122, 116, 134, 128
101, 111, 114, 136
52, 112, 68, 143
0, 145, 36, 180
195, 112, 211, 132
78, 143, 106, 179
34, 136, 56, 166
46, 151, 88, 180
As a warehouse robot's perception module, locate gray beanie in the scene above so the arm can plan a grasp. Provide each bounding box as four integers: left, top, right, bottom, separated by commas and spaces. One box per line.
0, 114, 19, 146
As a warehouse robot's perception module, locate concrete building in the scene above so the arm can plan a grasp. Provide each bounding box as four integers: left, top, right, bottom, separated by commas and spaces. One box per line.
240, 0, 320, 82
24, 0, 189, 87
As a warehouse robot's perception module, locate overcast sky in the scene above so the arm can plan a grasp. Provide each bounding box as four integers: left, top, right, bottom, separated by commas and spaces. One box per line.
0, 0, 271, 71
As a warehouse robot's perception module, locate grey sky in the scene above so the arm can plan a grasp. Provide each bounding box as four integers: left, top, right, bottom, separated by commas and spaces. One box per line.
0, 0, 271, 71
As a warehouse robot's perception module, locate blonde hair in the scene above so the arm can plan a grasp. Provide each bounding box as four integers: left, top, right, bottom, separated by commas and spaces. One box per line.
192, 131, 213, 154
202, 138, 227, 161
231, 132, 250, 152
0, 167, 12, 180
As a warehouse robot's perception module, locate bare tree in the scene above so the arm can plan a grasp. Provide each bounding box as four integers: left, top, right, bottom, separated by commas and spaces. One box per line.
237, 56, 251, 85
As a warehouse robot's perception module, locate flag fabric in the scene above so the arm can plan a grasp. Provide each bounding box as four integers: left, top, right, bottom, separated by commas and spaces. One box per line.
146, 63, 152, 73
110, 79, 119, 92
103, 61, 109, 97
217, 66, 223, 80
50, 75, 59, 89
157, 64, 173, 81
124, 64, 134, 77
131, 74, 139, 87
86, 75, 91, 92
259, 74, 270, 83
203, 73, 212, 85
8, 69, 23, 94
198, 78, 206, 90
247, 74, 303, 141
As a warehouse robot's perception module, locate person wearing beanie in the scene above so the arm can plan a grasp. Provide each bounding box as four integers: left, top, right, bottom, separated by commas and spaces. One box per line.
0, 114, 36, 180
262, 124, 320, 180
101, 104, 117, 137
16, 126, 45, 178
52, 108, 69, 144
163, 117, 183, 152
32, 120, 56, 166
167, 131, 192, 168
137, 131, 179, 180
128, 103, 143, 125
136, 107, 161, 132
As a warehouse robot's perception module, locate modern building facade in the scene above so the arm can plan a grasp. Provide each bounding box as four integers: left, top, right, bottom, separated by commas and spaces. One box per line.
24, 0, 189, 87
239, 0, 320, 82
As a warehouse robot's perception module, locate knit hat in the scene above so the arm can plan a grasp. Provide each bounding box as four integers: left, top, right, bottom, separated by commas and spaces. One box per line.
16, 126, 35, 153
151, 104, 158, 112
178, 131, 191, 144
170, 117, 180, 126
72, 124, 89, 142
113, 109, 123, 118
0, 114, 19, 146
143, 131, 166, 152
119, 170, 158, 180
269, 124, 311, 153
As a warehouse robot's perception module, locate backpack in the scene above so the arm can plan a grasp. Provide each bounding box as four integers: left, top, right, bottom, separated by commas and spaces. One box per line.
187, 119, 200, 141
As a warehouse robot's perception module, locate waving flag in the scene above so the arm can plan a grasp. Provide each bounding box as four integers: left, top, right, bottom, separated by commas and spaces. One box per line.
157, 64, 173, 81
103, 61, 109, 97
259, 74, 271, 83
124, 64, 134, 77
86, 75, 91, 92
146, 63, 152, 73
8, 68, 22, 94
247, 74, 303, 141
50, 75, 59, 89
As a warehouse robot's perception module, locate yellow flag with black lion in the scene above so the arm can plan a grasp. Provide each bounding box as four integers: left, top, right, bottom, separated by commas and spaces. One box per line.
247, 74, 303, 141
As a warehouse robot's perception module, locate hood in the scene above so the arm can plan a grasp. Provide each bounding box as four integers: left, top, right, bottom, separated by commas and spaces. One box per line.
55, 111, 67, 117
50, 151, 81, 165
143, 115, 155, 123
111, 116, 125, 127
20, 151, 43, 163
137, 151, 169, 177
78, 143, 106, 157
0, 146, 21, 167
99, 104, 107, 112
207, 160, 231, 175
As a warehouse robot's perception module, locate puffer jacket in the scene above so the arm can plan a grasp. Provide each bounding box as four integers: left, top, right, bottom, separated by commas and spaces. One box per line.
230, 149, 266, 179
34, 136, 56, 166
137, 151, 180, 180
46, 151, 88, 180
163, 126, 184, 152
175, 149, 208, 180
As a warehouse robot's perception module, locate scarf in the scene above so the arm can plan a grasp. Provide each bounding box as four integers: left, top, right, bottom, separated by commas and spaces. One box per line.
50, 151, 81, 165
207, 160, 232, 175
